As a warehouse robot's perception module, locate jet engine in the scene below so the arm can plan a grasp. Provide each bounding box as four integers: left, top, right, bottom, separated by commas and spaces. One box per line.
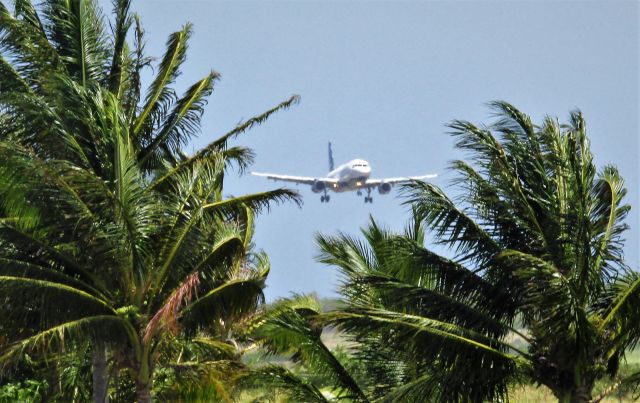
378, 182, 392, 194
312, 180, 326, 193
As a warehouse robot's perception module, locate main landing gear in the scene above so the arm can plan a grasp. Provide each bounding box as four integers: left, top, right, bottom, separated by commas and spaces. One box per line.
364, 188, 373, 203
320, 191, 330, 203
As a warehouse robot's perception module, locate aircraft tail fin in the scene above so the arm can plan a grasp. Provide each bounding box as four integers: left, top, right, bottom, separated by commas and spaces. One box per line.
328, 142, 335, 171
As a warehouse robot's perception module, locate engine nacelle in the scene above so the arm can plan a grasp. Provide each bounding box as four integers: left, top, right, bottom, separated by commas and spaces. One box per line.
378, 182, 392, 195
311, 180, 326, 193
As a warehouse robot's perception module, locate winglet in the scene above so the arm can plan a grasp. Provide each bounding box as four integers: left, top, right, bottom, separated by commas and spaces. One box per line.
328, 142, 335, 171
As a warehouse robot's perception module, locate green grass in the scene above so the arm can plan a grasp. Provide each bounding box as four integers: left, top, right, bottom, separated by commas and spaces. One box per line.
510, 384, 637, 402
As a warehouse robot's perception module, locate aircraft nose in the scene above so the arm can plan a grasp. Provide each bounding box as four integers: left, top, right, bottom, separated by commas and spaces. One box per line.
359, 166, 372, 175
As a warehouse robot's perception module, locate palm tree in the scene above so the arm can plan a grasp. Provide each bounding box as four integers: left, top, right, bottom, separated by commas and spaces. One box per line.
316, 103, 636, 402
0, 114, 297, 401
0, 0, 300, 400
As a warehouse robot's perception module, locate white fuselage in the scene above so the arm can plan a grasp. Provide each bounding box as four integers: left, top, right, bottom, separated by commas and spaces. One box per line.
326, 159, 372, 192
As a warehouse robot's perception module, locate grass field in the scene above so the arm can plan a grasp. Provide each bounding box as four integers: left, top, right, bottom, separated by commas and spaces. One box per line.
238, 384, 638, 402
238, 383, 639, 402
509, 384, 638, 402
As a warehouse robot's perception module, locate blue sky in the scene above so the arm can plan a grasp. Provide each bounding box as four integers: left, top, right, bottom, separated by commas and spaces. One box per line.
124, 0, 638, 300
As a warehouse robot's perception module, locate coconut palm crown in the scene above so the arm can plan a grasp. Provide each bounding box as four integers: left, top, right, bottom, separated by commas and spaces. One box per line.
0, 0, 300, 173
317, 103, 635, 402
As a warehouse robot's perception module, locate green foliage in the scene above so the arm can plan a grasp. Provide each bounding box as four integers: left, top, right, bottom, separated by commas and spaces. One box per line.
0, 346, 92, 403
313, 104, 634, 402
240, 295, 368, 402
110, 371, 136, 403
0, 379, 48, 402
0, 0, 300, 400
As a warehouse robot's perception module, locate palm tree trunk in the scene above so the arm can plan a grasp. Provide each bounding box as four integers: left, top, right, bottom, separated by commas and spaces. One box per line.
135, 343, 153, 402
136, 381, 152, 403
570, 385, 592, 403
555, 386, 593, 403
92, 342, 109, 403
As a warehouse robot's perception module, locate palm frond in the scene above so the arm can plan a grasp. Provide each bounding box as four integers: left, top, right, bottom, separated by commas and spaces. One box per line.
0, 54, 30, 92
346, 275, 518, 340
315, 232, 378, 277
493, 250, 582, 337
13, 0, 46, 36
590, 165, 629, 275
0, 2, 60, 82
401, 180, 500, 265
598, 270, 640, 341
145, 272, 200, 343
43, 0, 111, 85
190, 338, 238, 359
208, 94, 300, 151
150, 166, 224, 291
147, 94, 299, 189
147, 148, 225, 192
138, 71, 219, 164
448, 117, 552, 254
148, 146, 253, 192
180, 278, 266, 333
236, 365, 329, 403
448, 159, 528, 249
324, 307, 526, 402
0, 276, 114, 329
203, 188, 302, 215
0, 315, 130, 366
120, 13, 149, 121
0, 223, 97, 285
0, 257, 107, 299
325, 308, 525, 358
221, 146, 256, 174
133, 23, 191, 138
251, 295, 368, 401
109, 123, 165, 291
107, 0, 132, 93
189, 230, 245, 280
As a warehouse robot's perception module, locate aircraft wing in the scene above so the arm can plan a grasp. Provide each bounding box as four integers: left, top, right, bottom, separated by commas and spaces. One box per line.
251, 172, 338, 185
364, 174, 437, 187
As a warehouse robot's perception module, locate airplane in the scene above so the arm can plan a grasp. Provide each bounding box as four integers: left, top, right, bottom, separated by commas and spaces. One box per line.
251, 142, 437, 203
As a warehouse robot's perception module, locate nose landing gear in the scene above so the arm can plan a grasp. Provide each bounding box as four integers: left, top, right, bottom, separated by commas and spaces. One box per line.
320, 191, 330, 203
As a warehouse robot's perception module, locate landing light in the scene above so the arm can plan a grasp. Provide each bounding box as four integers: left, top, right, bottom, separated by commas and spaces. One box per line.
333, 183, 338, 188
356, 181, 362, 186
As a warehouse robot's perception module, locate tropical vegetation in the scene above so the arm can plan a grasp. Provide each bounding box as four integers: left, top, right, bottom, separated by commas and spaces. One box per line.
239, 104, 638, 403
0, 0, 299, 400
0, 1, 636, 402
239, 294, 370, 402
308, 103, 637, 402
